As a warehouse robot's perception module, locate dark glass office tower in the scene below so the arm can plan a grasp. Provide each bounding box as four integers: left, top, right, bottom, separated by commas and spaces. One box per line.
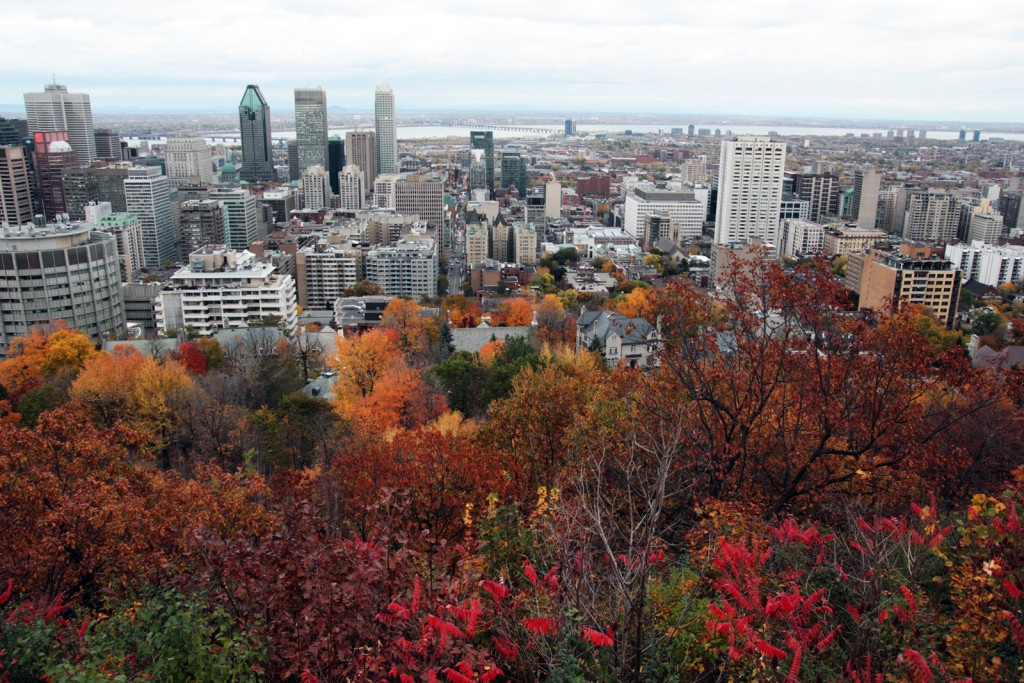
328, 136, 345, 195
469, 131, 494, 199
239, 85, 274, 183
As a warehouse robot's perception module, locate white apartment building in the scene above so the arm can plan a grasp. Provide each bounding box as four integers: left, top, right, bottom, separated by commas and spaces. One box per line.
776, 218, 825, 258
714, 136, 786, 246
165, 134, 214, 186
967, 211, 1004, 245
155, 246, 298, 336
301, 165, 332, 210
945, 241, 1024, 287
338, 166, 367, 211
365, 238, 438, 298
512, 223, 538, 265
373, 173, 400, 210
295, 242, 364, 309
465, 224, 489, 266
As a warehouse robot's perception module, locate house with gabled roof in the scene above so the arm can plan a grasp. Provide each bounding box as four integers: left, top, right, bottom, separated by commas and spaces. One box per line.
576, 309, 661, 368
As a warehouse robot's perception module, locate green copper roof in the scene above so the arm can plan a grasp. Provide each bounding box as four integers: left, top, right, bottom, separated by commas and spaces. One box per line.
221, 162, 237, 173
239, 85, 266, 111
98, 213, 139, 227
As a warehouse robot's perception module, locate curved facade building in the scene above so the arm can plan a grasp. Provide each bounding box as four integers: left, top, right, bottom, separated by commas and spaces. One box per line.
0, 222, 125, 356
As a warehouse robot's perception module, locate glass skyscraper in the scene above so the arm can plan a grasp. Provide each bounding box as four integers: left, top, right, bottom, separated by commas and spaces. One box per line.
374, 83, 397, 175
239, 85, 274, 183
294, 88, 328, 172
469, 131, 494, 199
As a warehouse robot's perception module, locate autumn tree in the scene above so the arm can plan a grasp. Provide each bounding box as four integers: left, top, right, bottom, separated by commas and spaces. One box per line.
327, 328, 401, 400
382, 297, 440, 360
535, 294, 577, 347
496, 297, 534, 327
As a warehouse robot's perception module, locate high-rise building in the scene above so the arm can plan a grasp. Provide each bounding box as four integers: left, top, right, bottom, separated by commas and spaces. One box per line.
396, 174, 443, 226
624, 188, 705, 244
776, 218, 825, 257
714, 136, 786, 245
165, 133, 214, 186
0, 145, 34, 225
336, 166, 366, 211
300, 165, 332, 210
365, 238, 438, 298
0, 222, 125, 356
501, 152, 528, 196
96, 213, 145, 281
124, 166, 175, 268
372, 173, 399, 210
564, 119, 577, 136
23, 83, 96, 167
345, 131, 376, 189
469, 149, 487, 194
852, 170, 882, 230
876, 186, 908, 234
294, 88, 328, 172
858, 244, 961, 328
62, 163, 130, 220
179, 200, 225, 255
792, 173, 839, 222
973, 130, 982, 143
374, 83, 398, 175
946, 241, 1024, 287
902, 189, 960, 243
32, 131, 78, 221
545, 177, 562, 220
469, 131, 494, 199
238, 85, 274, 183
93, 129, 122, 160
286, 139, 299, 182
0, 118, 26, 147
967, 210, 1004, 245
512, 223, 538, 265
155, 246, 298, 336
328, 136, 345, 195
295, 243, 365, 309
998, 191, 1023, 231
208, 187, 258, 251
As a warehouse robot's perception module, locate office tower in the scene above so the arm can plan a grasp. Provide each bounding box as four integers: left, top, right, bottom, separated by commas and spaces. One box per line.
208, 187, 258, 251
285, 139, 299, 181
793, 173, 839, 222
345, 131, 376, 188
469, 131, 494, 199
0, 146, 34, 225
260, 188, 295, 225
300, 165, 332, 209
179, 200, 225, 255
97, 213, 145, 281
0, 118, 25, 146
165, 133, 214, 186
23, 83, 96, 167
967, 210, 1003, 245
959, 129, 967, 141
624, 187, 705, 244
776, 218, 825, 258
714, 136, 786, 245
501, 152, 527, 196
396, 174, 443, 226
337, 165, 366, 210
32, 131, 78, 221
545, 177, 561, 220
998, 191, 1023, 231
851, 170, 882, 229
295, 244, 365, 309
328, 136, 345, 195
374, 83, 398, 175
294, 88, 328, 172
902, 189, 960, 243
0, 222, 125, 355
973, 130, 982, 143
62, 164, 130, 220
564, 119, 577, 136
124, 166, 174, 268
238, 85, 274, 183
365, 239, 438, 298
94, 129, 122, 160
155, 246, 298, 336
688, 124, 695, 138
469, 149, 487, 194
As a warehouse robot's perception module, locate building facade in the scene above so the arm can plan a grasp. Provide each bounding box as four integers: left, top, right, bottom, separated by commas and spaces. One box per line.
776, 218, 824, 258
165, 134, 214, 186
23, 84, 96, 167
295, 243, 364, 309
396, 175, 443, 226
624, 188, 705, 244
345, 131, 376, 188
365, 238, 438, 298
469, 131, 494, 199
858, 244, 961, 327
714, 136, 786, 246
338, 166, 366, 211
294, 88, 328, 172
0, 222, 125, 356
374, 83, 398, 175
945, 241, 1024, 287
32, 132, 78, 221
208, 187, 258, 251
96, 212, 144, 281
179, 200, 225, 256
124, 165, 175, 268
0, 145, 33, 225
902, 189, 960, 243
238, 85, 274, 183
852, 170, 882, 230
300, 165, 332, 210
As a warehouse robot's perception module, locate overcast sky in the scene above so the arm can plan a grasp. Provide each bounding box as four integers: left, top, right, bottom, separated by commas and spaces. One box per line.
3, 0, 1024, 122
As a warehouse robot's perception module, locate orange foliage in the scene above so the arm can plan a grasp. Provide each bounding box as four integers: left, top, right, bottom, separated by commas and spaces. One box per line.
382, 298, 438, 357
328, 329, 402, 399
0, 322, 96, 392
478, 339, 504, 366
615, 287, 653, 319
496, 298, 534, 327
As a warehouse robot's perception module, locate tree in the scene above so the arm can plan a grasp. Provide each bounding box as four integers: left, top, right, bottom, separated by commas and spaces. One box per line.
431, 351, 489, 418
342, 279, 384, 297
535, 294, 576, 347
327, 329, 401, 400
382, 298, 439, 359
496, 297, 534, 327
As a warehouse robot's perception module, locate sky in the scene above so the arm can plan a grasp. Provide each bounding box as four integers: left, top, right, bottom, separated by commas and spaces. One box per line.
2, 0, 1024, 122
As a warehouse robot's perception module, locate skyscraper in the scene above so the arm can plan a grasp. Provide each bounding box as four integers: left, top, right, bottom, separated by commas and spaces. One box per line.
239, 85, 274, 183
165, 133, 214, 186
852, 170, 882, 230
564, 119, 577, 136
328, 136, 345, 196
714, 136, 786, 246
375, 83, 398, 175
0, 145, 34, 225
208, 187, 258, 251
345, 131, 376, 189
500, 152, 527, 197
62, 163, 130, 220
32, 131, 78, 221
468, 149, 487, 194
294, 88, 328, 172
469, 131, 494, 199
93, 129, 122, 160
124, 166, 175, 268
902, 189, 960, 243
23, 84, 96, 167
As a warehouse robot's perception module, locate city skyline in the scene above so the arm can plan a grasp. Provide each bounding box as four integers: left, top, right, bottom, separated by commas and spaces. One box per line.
2, 0, 1024, 121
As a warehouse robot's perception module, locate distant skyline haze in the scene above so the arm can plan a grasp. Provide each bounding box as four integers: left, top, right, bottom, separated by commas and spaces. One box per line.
2, 0, 1023, 122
